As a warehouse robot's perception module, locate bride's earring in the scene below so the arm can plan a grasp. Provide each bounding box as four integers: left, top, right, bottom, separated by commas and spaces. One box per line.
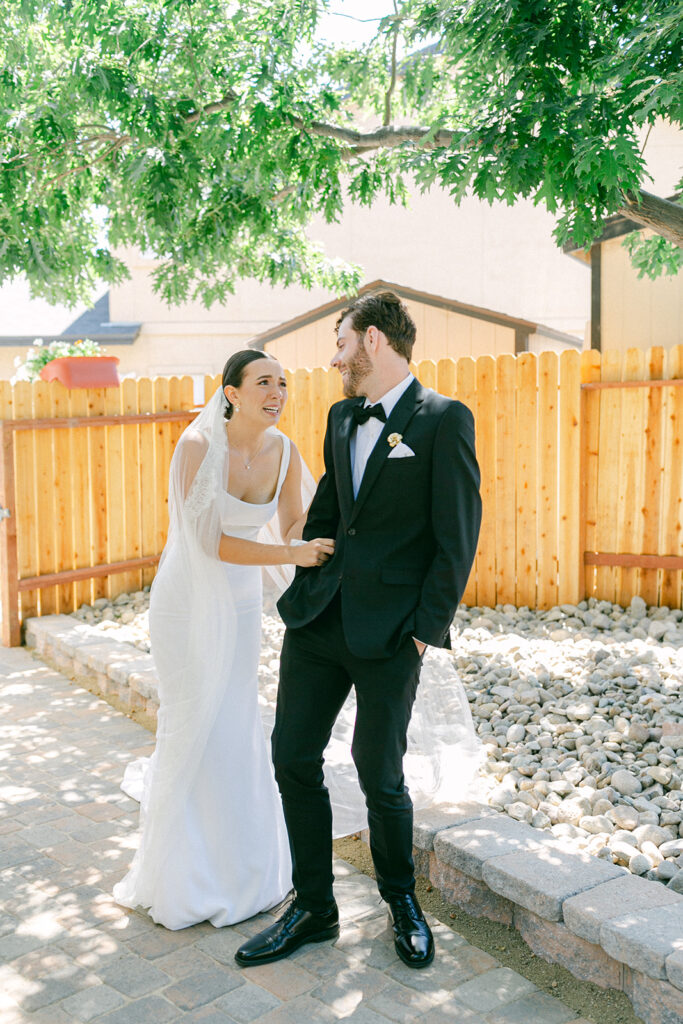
233, 404, 240, 414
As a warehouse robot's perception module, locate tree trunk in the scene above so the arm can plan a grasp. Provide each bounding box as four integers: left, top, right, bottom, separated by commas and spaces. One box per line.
617, 191, 683, 248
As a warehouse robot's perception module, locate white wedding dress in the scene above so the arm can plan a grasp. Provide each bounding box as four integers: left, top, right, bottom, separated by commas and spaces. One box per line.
113, 388, 484, 931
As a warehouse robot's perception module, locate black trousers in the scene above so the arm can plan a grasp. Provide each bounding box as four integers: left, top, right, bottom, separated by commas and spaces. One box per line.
271, 592, 424, 912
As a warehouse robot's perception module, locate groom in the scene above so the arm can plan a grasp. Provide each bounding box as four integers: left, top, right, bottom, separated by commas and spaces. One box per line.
236, 291, 481, 969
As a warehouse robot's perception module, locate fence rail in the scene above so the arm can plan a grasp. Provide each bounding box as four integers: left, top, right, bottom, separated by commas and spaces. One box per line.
1, 347, 682, 645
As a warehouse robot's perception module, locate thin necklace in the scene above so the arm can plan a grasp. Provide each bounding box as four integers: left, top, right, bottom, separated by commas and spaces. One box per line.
230, 436, 266, 471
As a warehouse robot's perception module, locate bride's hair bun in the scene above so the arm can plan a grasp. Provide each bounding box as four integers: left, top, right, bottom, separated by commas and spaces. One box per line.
221, 350, 269, 420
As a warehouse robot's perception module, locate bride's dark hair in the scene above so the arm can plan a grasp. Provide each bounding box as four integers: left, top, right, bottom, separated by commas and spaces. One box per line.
221, 350, 269, 420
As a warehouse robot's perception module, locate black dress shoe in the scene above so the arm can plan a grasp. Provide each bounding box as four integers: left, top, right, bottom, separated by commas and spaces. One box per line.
234, 899, 339, 967
387, 893, 434, 968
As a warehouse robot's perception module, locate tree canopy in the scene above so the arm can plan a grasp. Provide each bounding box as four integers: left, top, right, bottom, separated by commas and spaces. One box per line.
1, 0, 681, 306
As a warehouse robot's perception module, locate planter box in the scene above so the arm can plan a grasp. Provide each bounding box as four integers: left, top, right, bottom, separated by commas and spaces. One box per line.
40, 356, 120, 388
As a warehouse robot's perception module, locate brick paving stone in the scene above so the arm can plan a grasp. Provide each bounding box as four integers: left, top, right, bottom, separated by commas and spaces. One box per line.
486, 990, 580, 1023
196, 928, 251, 965
215, 979, 282, 1022
235, 959, 318, 1000
125, 923, 206, 959
16, 824, 69, 849
312, 963, 391, 1014
59, 982, 126, 1021
366, 978, 449, 1022
92, 994, 181, 1024
182, 1008, 237, 1024
386, 944, 498, 995
163, 967, 245, 1010
450, 967, 538, 1013
247, 995, 337, 1024
416, 1002, 484, 1024
290, 942, 363, 978
97, 952, 171, 996
153, 946, 219, 980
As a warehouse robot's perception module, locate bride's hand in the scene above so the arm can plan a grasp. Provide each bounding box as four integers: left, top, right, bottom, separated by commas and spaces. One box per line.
291, 538, 335, 567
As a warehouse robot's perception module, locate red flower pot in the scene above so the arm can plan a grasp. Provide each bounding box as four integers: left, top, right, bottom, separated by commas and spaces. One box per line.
40, 356, 120, 388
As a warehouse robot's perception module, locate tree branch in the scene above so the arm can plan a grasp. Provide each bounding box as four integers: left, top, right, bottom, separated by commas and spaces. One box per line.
618, 190, 683, 248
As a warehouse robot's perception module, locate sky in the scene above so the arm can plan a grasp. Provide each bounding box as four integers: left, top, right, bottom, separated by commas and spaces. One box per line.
315, 0, 397, 47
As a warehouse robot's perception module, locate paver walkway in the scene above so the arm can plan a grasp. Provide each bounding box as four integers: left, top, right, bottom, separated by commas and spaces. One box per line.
0, 647, 592, 1024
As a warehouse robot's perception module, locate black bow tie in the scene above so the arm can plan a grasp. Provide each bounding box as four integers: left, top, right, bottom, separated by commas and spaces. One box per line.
352, 402, 387, 426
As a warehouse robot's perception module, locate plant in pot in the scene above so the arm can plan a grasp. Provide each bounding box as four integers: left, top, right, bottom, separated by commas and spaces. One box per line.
12, 338, 120, 387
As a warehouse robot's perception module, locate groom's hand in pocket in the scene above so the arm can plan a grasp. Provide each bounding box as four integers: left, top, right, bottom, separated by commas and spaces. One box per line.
413, 638, 426, 656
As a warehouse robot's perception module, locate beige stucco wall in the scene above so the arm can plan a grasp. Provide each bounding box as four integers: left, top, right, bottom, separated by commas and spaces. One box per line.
601, 234, 683, 352
264, 299, 517, 370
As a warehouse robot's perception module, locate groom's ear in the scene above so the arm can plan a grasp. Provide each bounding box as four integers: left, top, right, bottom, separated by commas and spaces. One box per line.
365, 325, 381, 354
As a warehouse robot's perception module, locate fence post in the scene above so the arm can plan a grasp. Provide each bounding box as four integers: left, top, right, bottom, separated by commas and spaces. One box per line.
0, 423, 20, 646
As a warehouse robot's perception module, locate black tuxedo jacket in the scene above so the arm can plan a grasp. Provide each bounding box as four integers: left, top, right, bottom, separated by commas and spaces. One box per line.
277, 379, 482, 659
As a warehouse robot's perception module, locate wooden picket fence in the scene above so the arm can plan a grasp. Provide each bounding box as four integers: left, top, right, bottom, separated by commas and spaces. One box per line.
1, 347, 682, 645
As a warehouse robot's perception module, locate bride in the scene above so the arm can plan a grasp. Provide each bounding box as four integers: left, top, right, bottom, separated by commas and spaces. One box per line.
113, 350, 333, 930
114, 349, 484, 931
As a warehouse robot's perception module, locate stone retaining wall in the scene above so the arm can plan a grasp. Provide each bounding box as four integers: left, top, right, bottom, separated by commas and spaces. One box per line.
26, 614, 683, 1024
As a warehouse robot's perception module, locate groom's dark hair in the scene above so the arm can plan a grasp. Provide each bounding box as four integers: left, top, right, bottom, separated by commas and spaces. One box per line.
335, 291, 416, 361
221, 349, 269, 420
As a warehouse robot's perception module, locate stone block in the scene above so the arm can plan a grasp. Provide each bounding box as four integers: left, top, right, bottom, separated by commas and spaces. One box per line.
563, 874, 683, 945
413, 802, 497, 851
128, 667, 159, 701
81, 641, 124, 675
513, 906, 623, 989
666, 948, 683, 992
60, 984, 126, 1021
429, 852, 514, 925
94, 995, 180, 1024
433, 816, 551, 881
601, 903, 683, 980
624, 966, 683, 1024
482, 843, 623, 921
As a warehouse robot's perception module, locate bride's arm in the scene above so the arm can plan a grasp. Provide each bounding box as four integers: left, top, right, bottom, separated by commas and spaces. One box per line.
276, 443, 308, 542
218, 533, 333, 567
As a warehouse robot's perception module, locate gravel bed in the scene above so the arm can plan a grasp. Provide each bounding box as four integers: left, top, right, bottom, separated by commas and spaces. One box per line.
72, 590, 683, 891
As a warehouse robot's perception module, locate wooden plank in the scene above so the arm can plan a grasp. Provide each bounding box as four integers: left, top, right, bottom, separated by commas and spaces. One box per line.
515, 353, 538, 608
475, 355, 496, 608
585, 553, 683, 570
87, 387, 108, 602
418, 359, 437, 392
138, 378, 157, 588
120, 378, 142, 596
595, 350, 622, 602
68, 387, 92, 609
537, 351, 559, 609
456, 357, 477, 605
104, 385, 125, 601
19, 555, 161, 589
615, 348, 646, 607
580, 349, 602, 602
278, 369, 296, 440
293, 368, 313, 472
558, 350, 581, 605
50, 381, 75, 612
308, 367, 327, 481
640, 347, 665, 606
495, 354, 516, 605
661, 345, 683, 608
32, 381, 58, 615
582, 379, 683, 390
7, 410, 196, 430
0, 391, 20, 645
204, 373, 221, 404
153, 377, 172, 558
436, 357, 456, 400
13, 382, 40, 621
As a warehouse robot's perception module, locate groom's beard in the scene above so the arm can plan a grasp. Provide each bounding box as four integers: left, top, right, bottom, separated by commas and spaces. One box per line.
341, 338, 372, 398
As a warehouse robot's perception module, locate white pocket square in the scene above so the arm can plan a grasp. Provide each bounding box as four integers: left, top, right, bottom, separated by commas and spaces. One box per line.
387, 442, 415, 459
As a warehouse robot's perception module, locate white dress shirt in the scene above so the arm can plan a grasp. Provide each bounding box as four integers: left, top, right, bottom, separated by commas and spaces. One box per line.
350, 374, 414, 498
